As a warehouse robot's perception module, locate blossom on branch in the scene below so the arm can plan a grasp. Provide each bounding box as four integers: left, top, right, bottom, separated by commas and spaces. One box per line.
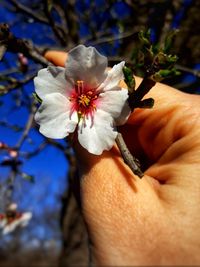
34, 45, 130, 155
0, 203, 32, 235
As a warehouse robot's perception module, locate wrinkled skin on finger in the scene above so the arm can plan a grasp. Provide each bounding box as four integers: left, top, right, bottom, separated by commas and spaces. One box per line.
45, 50, 200, 265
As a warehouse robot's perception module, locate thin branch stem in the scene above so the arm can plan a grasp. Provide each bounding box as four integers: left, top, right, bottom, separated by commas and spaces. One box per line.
175, 64, 200, 78
87, 30, 138, 46
9, 0, 64, 33
0, 73, 36, 95
15, 102, 37, 150
116, 133, 143, 178
0, 23, 49, 66
43, 0, 67, 46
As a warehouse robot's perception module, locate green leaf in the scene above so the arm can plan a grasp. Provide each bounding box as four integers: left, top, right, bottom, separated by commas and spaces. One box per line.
151, 68, 179, 82
138, 29, 151, 47
163, 29, 179, 54
123, 66, 135, 93
167, 54, 178, 64
47, 0, 53, 12
32, 93, 42, 103
21, 172, 35, 183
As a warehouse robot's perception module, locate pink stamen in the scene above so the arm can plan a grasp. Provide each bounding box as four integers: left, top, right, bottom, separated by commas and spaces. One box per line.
68, 80, 99, 127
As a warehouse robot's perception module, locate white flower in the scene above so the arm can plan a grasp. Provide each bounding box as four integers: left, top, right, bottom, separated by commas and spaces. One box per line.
0, 211, 32, 235
34, 45, 130, 155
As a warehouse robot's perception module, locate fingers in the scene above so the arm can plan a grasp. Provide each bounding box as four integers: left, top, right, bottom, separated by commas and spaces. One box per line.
44, 50, 68, 67
121, 81, 199, 160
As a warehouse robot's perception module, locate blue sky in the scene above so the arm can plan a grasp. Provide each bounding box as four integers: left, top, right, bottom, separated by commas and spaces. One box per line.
0, 2, 68, 249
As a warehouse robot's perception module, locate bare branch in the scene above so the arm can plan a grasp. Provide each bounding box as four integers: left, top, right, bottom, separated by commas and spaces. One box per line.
175, 64, 200, 78
9, 0, 48, 23
8, 0, 64, 33
15, 102, 37, 150
0, 23, 49, 66
64, 0, 79, 45
0, 73, 36, 95
22, 141, 47, 159
43, 0, 67, 46
87, 29, 138, 46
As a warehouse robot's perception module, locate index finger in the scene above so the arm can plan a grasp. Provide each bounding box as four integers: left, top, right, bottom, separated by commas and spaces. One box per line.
45, 50, 68, 67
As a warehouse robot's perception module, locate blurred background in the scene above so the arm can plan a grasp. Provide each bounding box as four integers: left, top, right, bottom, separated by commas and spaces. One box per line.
0, 0, 199, 266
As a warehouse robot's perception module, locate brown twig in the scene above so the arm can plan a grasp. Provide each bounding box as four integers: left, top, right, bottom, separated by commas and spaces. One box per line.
9, 0, 64, 33
87, 30, 138, 46
43, 0, 67, 46
0, 23, 49, 66
64, 0, 79, 45
0, 73, 36, 95
175, 64, 200, 78
15, 102, 37, 150
116, 133, 143, 178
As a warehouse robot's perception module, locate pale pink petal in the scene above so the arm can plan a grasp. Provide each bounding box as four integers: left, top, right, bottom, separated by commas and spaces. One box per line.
78, 110, 117, 155
35, 93, 78, 139
65, 45, 107, 88
98, 89, 130, 125
0, 219, 6, 228
8, 203, 17, 210
34, 66, 73, 99
97, 61, 125, 92
2, 221, 19, 235
19, 212, 32, 227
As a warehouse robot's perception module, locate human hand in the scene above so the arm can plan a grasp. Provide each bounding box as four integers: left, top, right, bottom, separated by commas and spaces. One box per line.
45, 50, 200, 266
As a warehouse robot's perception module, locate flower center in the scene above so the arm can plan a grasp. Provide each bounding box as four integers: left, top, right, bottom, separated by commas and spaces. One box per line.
69, 81, 98, 119
78, 94, 91, 107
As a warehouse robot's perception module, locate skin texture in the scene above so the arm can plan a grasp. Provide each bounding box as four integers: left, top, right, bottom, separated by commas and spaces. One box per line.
45, 50, 200, 266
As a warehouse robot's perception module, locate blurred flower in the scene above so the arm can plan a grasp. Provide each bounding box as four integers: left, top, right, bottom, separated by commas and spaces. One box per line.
18, 53, 28, 73
9, 149, 18, 158
0, 203, 32, 235
0, 142, 7, 149
34, 45, 130, 155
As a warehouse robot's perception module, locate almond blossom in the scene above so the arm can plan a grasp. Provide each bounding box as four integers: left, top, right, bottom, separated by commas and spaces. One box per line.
0, 203, 32, 235
34, 45, 130, 155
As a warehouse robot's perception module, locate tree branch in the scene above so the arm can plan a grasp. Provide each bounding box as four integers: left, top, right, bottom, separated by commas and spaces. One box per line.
43, 0, 67, 46
15, 102, 37, 150
0, 23, 49, 66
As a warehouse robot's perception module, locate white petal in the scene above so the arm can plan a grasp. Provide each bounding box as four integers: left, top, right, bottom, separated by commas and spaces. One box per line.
34, 66, 73, 99
35, 93, 78, 139
97, 61, 125, 92
8, 203, 17, 210
0, 219, 6, 228
3, 221, 19, 235
18, 212, 32, 227
78, 110, 117, 155
98, 89, 131, 125
65, 45, 107, 88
